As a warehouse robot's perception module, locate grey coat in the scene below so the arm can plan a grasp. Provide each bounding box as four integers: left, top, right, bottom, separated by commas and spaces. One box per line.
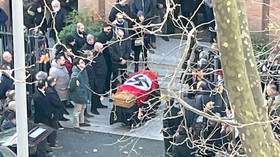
49, 60, 70, 101
69, 66, 89, 104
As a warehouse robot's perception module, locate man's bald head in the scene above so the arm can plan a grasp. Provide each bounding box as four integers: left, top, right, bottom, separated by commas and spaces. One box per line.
3, 51, 12, 63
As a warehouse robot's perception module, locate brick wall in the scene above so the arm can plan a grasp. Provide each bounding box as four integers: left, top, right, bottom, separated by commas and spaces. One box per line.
79, 0, 115, 19
246, 0, 280, 31
80, 0, 280, 32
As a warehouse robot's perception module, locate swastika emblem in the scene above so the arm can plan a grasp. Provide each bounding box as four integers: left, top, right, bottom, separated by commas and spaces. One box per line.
124, 74, 152, 91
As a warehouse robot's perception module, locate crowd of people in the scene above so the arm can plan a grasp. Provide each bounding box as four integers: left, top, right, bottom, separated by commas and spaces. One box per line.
161, 42, 280, 156
1, 0, 279, 156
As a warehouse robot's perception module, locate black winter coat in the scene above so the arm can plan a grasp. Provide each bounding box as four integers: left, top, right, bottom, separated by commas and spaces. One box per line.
180, 0, 201, 13
81, 42, 95, 51
109, 3, 131, 22
72, 31, 87, 51
97, 31, 113, 64
213, 90, 228, 117
162, 106, 183, 154
48, 8, 67, 36
0, 8, 8, 27
0, 72, 13, 99
33, 89, 57, 126
45, 86, 64, 119
173, 127, 197, 157
60, 0, 78, 12
24, 2, 47, 32
91, 51, 108, 94
157, 0, 166, 8
85, 60, 95, 89
192, 91, 213, 126
109, 38, 131, 64
130, 0, 156, 19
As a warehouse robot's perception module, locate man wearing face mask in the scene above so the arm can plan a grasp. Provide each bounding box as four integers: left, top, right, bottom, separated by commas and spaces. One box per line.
48, 0, 67, 40
72, 22, 87, 52
109, 29, 131, 94
24, 0, 47, 33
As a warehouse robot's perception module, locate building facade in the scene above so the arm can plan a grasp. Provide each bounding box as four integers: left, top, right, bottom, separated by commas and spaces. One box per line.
1, 0, 279, 32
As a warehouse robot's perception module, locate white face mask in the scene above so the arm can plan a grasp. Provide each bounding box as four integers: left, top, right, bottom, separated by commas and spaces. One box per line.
53, 7, 60, 13
37, 7, 42, 13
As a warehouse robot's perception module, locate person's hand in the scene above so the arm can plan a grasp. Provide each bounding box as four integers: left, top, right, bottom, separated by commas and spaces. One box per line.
208, 3, 214, 8
158, 3, 164, 8
189, 127, 193, 134
76, 80, 80, 86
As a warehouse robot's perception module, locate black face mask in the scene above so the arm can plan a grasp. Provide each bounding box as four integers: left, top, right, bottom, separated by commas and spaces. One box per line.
78, 31, 84, 34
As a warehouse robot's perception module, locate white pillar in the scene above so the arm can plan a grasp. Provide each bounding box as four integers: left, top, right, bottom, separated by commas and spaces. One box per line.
12, 0, 29, 156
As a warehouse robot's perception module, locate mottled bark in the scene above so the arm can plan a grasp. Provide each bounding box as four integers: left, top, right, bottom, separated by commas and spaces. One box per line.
237, 0, 280, 152
213, 0, 280, 156
262, 0, 270, 41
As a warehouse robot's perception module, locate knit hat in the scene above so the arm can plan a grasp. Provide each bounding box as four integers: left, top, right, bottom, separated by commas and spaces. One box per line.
137, 11, 144, 17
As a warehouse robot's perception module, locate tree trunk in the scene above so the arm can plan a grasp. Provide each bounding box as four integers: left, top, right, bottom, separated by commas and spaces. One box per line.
237, 0, 280, 151
213, 0, 280, 156
262, 0, 270, 41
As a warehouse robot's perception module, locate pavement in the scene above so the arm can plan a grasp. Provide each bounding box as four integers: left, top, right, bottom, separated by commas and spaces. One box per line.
52, 128, 164, 157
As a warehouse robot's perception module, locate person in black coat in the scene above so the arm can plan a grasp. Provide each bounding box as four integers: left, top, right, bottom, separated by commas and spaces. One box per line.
0, 51, 14, 100
180, 0, 201, 27
65, 35, 79, 56
46, 76, 69, 122
72, 22, 87, 53
109, 29, 131, 94
33, 79, 62, 149
48, 0, 68, 40
191, 81, 213, 126
81, 34, 95, 51
24, 1, 47, 33
109, 0, 131, 24
132, 11, 152, 72
0, 7, 8, 29
97, 24, 113, 93
213, 84, 228, 117
90, 42, 108, 114
130, 0, 156, 21
60, 0, 78, 14
162, 99, 183, 156
130, 0, 157, 48
172, 125, 197, 157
